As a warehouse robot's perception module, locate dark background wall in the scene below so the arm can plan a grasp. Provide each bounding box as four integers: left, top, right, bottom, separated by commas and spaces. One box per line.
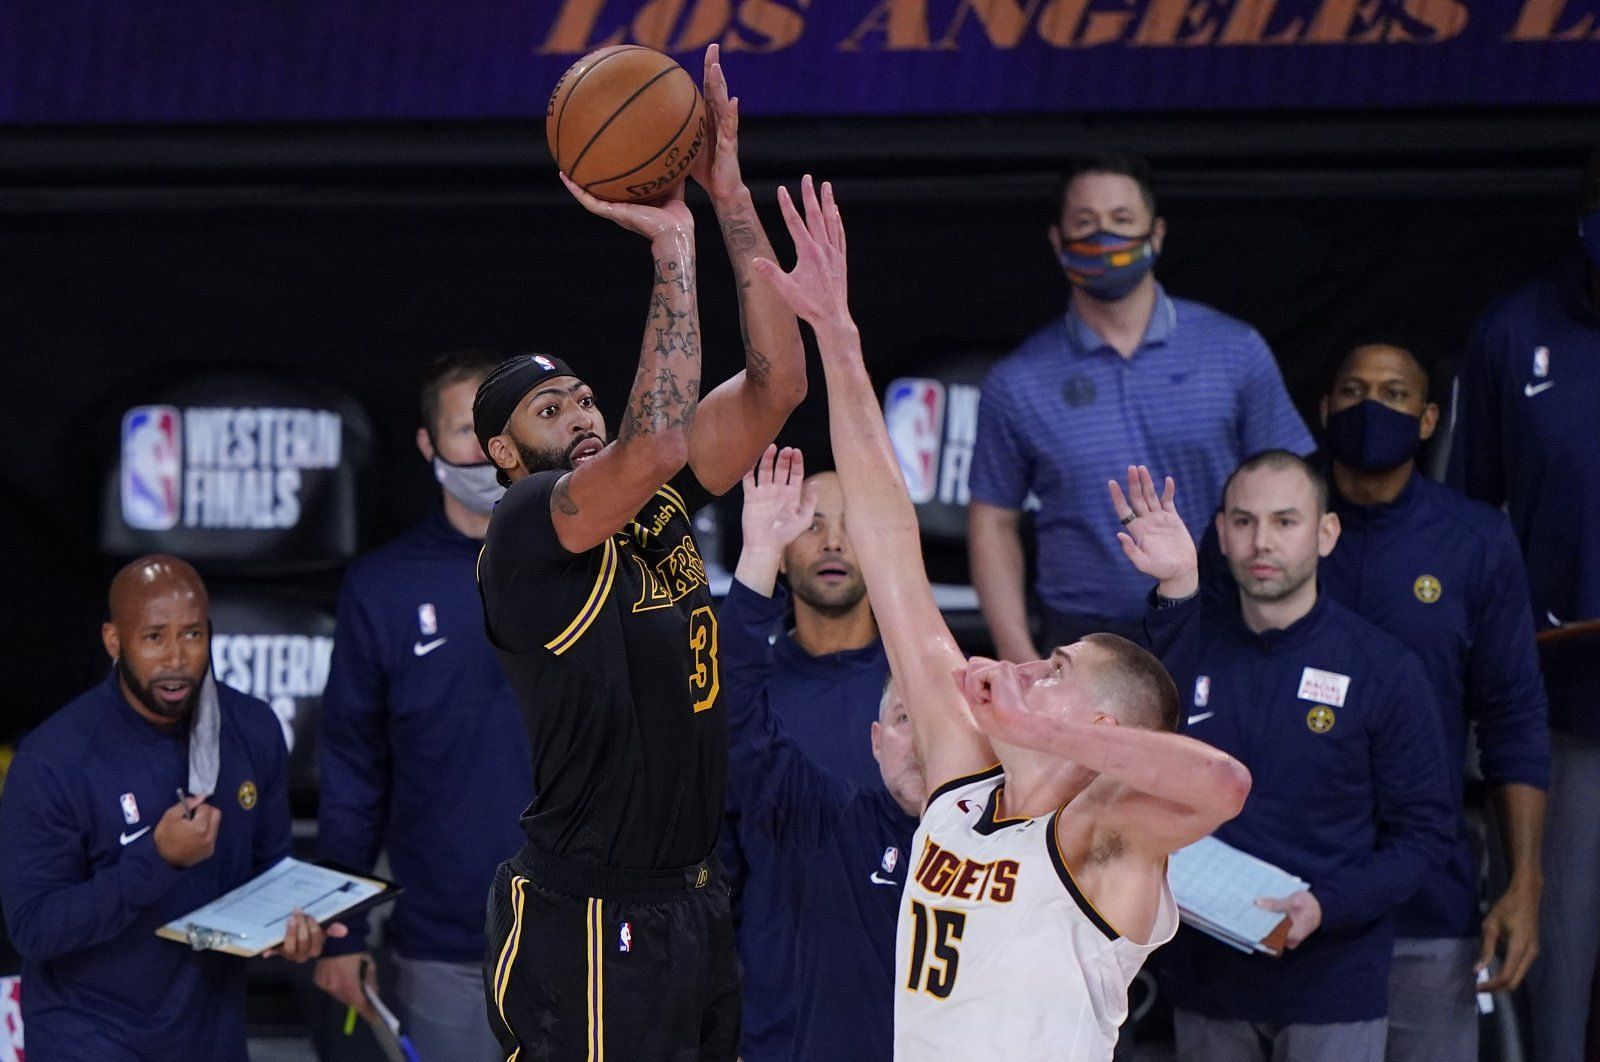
3, 109, 1595, 739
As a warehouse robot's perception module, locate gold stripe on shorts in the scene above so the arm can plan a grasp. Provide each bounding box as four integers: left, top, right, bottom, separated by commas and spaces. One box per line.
494, 874, 528, 1061
586, 897, 606, 1061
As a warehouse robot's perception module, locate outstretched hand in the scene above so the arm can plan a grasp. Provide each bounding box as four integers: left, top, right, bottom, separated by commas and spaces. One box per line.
559, 172, 694, 242
751, 175, 850, 331
688, 43, 743, 201
733, 445, 817, 595
1108, 465, 1197, 597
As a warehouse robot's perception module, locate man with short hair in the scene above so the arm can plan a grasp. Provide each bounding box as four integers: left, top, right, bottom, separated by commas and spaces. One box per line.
313, 352, 533, 1060
1311, 341, 1548, 1061
1151, 451, 1456, 1061
717, 452, 889, 1060
719, 444, 914, 1061
1448, 147, 1600, 1062
969, 152, 1312, 660
475, 49, 807, 1061
0, 555, 338, 1061
753, 175, 1252, 1060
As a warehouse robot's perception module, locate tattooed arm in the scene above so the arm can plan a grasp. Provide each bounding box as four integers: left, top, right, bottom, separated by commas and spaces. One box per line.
551, 178, 702, 554
683, 45, 807, 496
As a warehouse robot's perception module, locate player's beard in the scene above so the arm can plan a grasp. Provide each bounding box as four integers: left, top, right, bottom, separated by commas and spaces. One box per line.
117, 655, 201, 723
515, 439, 573, 474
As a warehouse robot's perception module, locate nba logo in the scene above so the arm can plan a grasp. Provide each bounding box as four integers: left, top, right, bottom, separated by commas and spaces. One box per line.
881, 847, 899, 874
418, 604, 438, 636
1193, 676, 1210, 708
119, 792, 140, 825
1533, 346, 1550, 378
532, 355, 556, 372
121, 406, 182, 531
619, 922, 632, 953
883, 379, 945, 504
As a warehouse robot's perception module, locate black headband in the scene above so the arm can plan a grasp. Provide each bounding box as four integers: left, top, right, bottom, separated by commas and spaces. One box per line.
472, 353, 578, 455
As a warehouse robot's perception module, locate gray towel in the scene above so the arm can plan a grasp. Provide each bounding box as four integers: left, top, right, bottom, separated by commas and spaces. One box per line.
188, 671, 221, 798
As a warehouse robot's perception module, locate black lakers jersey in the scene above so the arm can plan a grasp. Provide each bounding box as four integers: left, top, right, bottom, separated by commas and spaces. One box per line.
479, 467, 725, 869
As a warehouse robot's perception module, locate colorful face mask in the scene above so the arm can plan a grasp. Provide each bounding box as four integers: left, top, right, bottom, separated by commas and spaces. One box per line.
1581, 210, 1600, 269
1059, 230, 1158, 301
1324, 399, 1422, 473
433, 454, 504, 514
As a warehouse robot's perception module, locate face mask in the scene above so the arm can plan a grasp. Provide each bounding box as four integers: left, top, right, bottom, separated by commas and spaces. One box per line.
1059, 230, 1157, 301
1582, 210, 1600, 269
433, 454, 504, 514
1324, 399, 1422, 473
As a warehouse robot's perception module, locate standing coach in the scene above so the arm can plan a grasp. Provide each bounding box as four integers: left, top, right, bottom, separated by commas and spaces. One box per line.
473, 50, 807, 1062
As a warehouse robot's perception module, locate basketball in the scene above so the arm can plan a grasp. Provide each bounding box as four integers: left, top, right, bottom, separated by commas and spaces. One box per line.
546, 46, 707, 204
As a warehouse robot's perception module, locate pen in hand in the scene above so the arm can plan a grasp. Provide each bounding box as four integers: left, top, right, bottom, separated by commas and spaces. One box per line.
177, 787, 195, 821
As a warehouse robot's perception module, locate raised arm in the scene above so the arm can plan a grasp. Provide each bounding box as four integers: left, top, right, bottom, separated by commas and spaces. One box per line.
547, 178, 701, 553
684, 46, 807, 495
962, 659, 1250, 855
752, 178, 992, 795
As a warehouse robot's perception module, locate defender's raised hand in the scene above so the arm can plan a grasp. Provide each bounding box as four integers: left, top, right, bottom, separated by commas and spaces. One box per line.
688, 43, 743, 203
1108, 464, 1197, 600
751, 175, 849, 331
734, 445, 818, 597
559, 172, 694, 242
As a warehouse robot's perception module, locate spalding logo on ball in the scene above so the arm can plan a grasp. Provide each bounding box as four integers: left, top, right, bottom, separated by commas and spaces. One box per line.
547, 46, 707, 204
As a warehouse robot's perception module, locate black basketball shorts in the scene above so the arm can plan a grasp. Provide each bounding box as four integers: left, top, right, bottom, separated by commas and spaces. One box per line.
484, 846, 741, 1062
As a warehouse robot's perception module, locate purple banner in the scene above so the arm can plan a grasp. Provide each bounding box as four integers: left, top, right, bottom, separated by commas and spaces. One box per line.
6, 0, 1600, 123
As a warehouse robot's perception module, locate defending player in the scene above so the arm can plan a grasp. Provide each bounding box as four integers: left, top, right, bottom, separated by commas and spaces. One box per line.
752, 179, 1252, 1059
475, 49, 807, 1062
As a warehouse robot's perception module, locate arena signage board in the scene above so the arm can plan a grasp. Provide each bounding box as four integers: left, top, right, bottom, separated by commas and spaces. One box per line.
6, 0, 1600, 122
102, 373, 371, 571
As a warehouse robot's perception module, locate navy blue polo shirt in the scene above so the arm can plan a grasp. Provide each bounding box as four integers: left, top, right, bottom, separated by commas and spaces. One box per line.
1323, 473, 1550, 938
970, 286, 1312, 621
1448, 264, 1600, 736
318, 512, 532, 962
0, 672, 289, 1061
1145, 593, 1455, 1024
719, 580, 914, 1062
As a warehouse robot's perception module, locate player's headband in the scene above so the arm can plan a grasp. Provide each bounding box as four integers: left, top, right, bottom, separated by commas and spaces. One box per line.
472, 353, 578, 455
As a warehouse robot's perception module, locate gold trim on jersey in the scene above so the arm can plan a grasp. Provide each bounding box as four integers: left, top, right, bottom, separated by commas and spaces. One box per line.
493, 874, 528, 1060
586, 897, 605, 1061
1046, 809, 1122, 942
923, 763, 1004, 814
545, 538, 618, 656
657, 483, 689, 517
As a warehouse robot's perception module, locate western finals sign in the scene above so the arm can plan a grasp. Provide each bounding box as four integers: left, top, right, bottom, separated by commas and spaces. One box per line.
121, 405, 342, 532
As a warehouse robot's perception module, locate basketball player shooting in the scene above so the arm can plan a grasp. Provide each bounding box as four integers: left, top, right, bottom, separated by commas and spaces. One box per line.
752, 180, 1252, 1059
475, 49, 807, 1062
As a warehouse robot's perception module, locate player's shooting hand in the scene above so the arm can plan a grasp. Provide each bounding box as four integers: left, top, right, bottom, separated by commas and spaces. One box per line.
153, 794, 220, 869
1108, 465, 1197, 598
559, 172, 695, 243
688, 43, 742, 202
1255, 890, 1322, 949
957, 658, 1050, 751
751, 176, 850, 330
1477, 879, 1540, 992
314, 952, 379, 1021
265, 909, 348, 963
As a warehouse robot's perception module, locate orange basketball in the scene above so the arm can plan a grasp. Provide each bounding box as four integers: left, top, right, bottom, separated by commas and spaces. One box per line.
546, 46, 706, 204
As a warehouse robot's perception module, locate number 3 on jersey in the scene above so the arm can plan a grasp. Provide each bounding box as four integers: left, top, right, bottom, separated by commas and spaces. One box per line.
689, 605, 719, 713
906, 900, 966, 998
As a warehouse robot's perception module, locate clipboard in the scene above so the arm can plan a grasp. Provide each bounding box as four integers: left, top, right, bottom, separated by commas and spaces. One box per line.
156, 857, 401, 957
1169, 836, 1305, 958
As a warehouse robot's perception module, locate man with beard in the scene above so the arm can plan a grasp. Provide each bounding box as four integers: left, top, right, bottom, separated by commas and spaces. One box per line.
716, 447, 890, 1060
1148, 452, 1456, 1061
314, 352, 533, 1060
473, 49, 807, 1062
0, 555, 338, 1061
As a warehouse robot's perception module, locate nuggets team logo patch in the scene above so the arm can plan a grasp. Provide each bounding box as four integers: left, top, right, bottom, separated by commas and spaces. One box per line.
237, 780, 258, 809
1414, 574, 1441, 604
1306, 706, 1336, 734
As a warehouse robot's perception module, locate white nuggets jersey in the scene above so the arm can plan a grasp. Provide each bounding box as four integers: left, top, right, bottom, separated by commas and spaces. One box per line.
895, 766, 1177, 1061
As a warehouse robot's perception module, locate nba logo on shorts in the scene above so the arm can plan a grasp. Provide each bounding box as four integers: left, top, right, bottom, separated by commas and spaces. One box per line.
121, 406, 182, 531
883, 379, 945, 504
119, 792, 140, 825
619, 922, 632, 953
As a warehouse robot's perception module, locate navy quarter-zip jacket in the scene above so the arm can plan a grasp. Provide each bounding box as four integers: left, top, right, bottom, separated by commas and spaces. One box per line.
0, 672, 289, 1061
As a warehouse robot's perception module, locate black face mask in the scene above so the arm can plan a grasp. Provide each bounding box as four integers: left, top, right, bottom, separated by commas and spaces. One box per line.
1324, 399, 1422, 473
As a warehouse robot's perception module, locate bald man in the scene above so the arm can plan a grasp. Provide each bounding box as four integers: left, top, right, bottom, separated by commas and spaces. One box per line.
0, 555, 338, 1061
